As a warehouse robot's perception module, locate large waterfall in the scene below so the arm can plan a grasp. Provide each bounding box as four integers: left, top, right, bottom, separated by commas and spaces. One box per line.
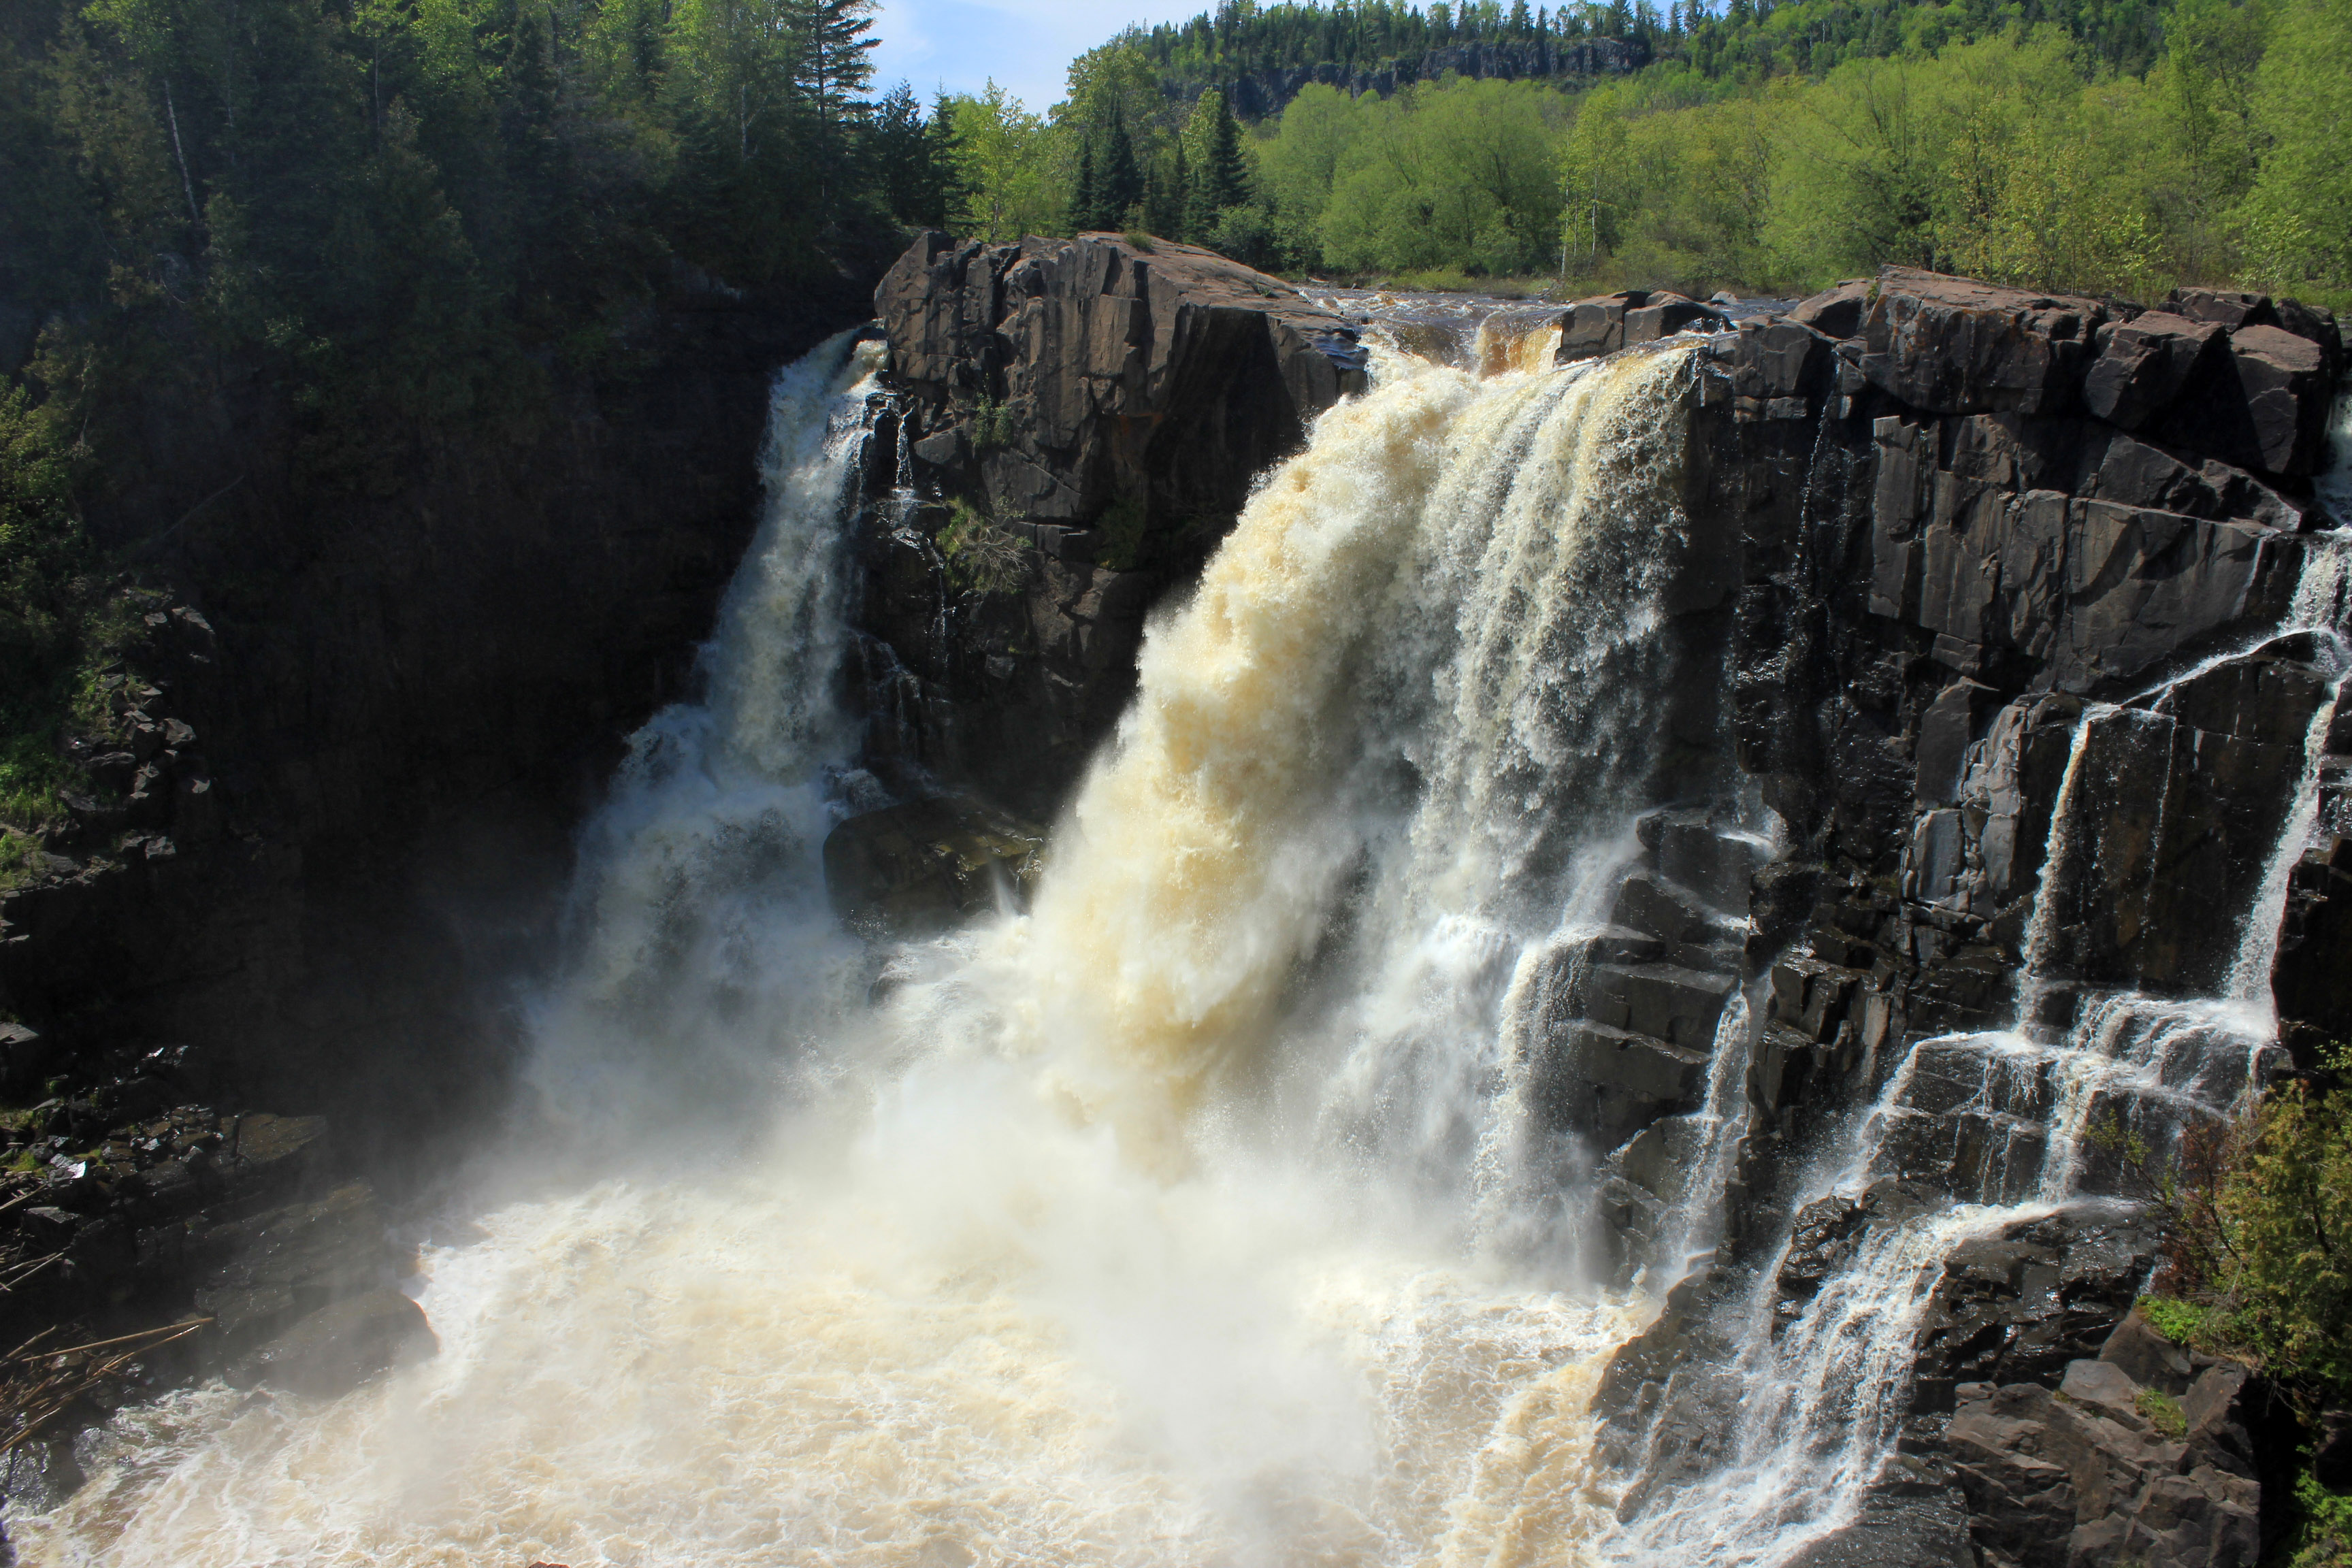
20, 319, 2343, 1568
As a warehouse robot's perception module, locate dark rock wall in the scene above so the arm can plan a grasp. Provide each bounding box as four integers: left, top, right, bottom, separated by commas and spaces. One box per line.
1590, 271, 2343, 1567
859, 231, 1366, 813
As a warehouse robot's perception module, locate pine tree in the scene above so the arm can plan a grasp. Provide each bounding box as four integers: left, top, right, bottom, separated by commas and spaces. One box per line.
1183, 88, 1249, 240
873, 80, 955, 226
1100, 111, 1143, 228
797, 0, 880, 132
1152, 141, 1190, 238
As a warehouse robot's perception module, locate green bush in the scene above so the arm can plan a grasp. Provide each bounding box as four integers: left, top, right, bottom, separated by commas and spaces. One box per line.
935, 500, 1028, 597
2136, 1386, 2189, 1437
2291, 1474, 2352, 1568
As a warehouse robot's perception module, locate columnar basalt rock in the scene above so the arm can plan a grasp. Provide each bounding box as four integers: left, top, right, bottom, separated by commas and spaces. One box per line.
1583, 263, 2340, 1566
858, 230, 1369, 813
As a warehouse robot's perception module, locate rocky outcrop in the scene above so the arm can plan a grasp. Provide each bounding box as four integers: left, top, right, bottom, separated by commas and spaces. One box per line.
1948, 1356, 2264, 1568
1550, 289, 1732, 363
1569, 262, 2341, 1563
822, 794, 1045, 934
857, 231, 1366, 812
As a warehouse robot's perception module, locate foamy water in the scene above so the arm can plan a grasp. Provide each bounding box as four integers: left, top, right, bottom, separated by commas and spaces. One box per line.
22, 336, 1700, 1567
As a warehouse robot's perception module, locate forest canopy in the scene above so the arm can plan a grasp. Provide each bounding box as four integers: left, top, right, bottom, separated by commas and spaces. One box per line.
945, 0, 2351, 304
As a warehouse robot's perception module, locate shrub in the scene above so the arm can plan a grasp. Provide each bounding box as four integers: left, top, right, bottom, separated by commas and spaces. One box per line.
935, 501, 1028, 597
1094, 497, 1149, 572
2136, 1386, 2189, 1438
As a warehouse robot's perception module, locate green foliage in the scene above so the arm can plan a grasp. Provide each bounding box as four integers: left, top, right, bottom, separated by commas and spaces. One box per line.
2135, 1386, 2189, 1437
1313, 77, 1573, 276
2140, 1045, 2352, 1407
935, 500, 1028, 596
2211, 1077, 2352, 1394
2140, 1293, 2224, 1350
2291, 1474, 2352, 1568
968, 397, 1015, 452
947, 82, 1058, 241
0, 378, 97, 837
2238, 0, 2352, 295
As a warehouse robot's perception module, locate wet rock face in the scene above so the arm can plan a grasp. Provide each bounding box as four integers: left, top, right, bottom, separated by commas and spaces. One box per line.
821, 795, 1045, 935
1594, 261, 2339, 1558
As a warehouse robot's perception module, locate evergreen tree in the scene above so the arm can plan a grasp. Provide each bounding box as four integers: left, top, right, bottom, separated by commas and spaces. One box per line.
1183, 88, 1250, 238
1100, 111, 1144, 226
1151, 141, 1192, 237
796, 0, 881, 131
873, 80, 955, 226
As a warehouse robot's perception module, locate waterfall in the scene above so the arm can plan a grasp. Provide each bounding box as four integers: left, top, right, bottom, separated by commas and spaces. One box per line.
1600, 539, 2352, 1567
27, 327, 1727, 1568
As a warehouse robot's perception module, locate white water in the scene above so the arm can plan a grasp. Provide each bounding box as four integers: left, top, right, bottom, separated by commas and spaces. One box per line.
1605, 500, 2352, 1565
24, 333, 1724, 1567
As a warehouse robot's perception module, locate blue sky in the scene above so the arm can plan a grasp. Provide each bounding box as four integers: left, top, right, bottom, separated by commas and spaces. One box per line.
867, 0, 1205, 116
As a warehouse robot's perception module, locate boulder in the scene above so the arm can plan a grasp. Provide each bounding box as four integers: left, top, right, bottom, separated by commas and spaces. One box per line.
2098, 1305, 2194, 1394
2081, 431, 2306, 531
823, 795, 1045, 933
2082, 312, 2227, 431
191, 1180, 401, 1359
235, 1288, 437, 1399
2217, 325, 2333, 476
2164, 288, 2278, 332
1553, 289, 1729, 363
1790, 278, 1873, 340
1861, 268, 2106, 416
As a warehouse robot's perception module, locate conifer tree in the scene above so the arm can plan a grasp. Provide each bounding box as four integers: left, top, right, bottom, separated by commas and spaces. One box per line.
1100, 112, 1144, 227
1183, 88, 1250, 240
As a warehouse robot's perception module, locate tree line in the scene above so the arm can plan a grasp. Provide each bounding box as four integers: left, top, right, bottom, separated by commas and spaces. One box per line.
934, 0, 2345, 304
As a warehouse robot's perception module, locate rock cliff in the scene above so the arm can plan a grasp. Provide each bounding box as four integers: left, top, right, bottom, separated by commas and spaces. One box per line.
858, 231, 1366, 811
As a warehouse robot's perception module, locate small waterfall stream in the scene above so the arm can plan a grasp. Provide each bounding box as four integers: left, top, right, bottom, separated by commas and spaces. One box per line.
1601, 549, 2352, 1565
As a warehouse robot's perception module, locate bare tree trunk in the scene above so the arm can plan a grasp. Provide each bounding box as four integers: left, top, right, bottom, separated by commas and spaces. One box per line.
164, 80, 203, 233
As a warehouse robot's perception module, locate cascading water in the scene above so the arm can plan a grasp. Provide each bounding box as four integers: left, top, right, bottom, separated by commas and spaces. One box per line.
24, 323, 1737, 1567
1601, 497, 2352, 1565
